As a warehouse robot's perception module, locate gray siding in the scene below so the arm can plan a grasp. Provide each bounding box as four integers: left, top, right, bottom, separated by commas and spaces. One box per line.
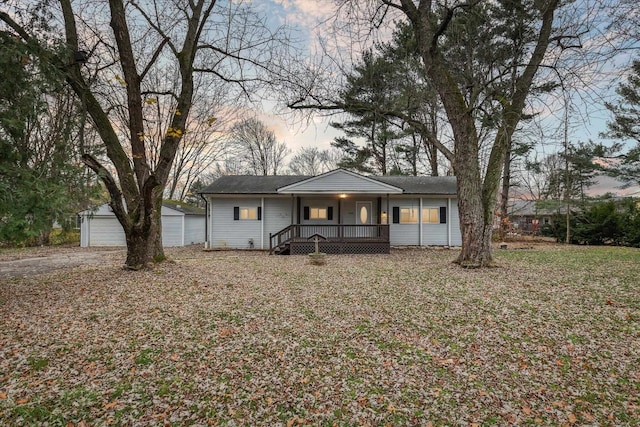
389, 198, 420, 246
263, 198, 292, 249
205, 194, 463, 249
80, 204, 204, 247
162, 215, 183, 247
184, 216, 205, 245
210, 197, 262, 249
299, 197, 339, 225
421, 198, 448, 245
450, 199, 462, 246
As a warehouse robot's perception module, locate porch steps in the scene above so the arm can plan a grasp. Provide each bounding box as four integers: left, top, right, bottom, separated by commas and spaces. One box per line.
273, 242, 290, 255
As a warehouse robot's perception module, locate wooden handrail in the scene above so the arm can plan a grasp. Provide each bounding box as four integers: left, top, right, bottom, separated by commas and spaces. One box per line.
269, 224, 390, 254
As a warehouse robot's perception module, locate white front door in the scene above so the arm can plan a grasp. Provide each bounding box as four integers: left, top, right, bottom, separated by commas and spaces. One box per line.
356, 202, 372, 225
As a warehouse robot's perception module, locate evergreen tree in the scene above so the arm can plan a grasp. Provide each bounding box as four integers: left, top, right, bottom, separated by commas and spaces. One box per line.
0, 33, 98, 245
604, 59, 640, 186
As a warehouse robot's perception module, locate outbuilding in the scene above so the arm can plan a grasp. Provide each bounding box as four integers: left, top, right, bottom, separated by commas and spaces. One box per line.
79, 202, 205, 247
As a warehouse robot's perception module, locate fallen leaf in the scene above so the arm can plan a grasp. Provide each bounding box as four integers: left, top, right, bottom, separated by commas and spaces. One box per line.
568, 413, 577, 423
104, 400, 118, 409
581, 412, 594, 421
286, 416, 305, 427
523, 405, 532, 415
16, 398, 29, 405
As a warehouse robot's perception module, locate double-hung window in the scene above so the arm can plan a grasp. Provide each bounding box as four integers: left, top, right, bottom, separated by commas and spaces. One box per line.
303, 206, 333, 221
233, 206, 261, 220
422, 208, 439, 223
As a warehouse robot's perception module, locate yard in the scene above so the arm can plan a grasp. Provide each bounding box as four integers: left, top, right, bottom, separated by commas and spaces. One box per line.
0, 245, 638, 426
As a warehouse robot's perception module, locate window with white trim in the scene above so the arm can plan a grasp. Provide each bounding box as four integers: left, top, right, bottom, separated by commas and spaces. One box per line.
400, 207, 418, 224
310, 207, 327, 220
422, 208, 439, 223
234, 206, 261, 220
240, 207, 257, 220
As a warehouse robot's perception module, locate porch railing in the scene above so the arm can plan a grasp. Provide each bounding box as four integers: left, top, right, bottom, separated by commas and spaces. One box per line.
269, 224, 389, 254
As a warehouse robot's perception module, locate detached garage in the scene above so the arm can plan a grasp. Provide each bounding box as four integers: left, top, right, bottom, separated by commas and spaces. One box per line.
80, 202, 205, 247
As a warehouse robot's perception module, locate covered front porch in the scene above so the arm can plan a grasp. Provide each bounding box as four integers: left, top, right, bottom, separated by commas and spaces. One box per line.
271, 173, 399, 255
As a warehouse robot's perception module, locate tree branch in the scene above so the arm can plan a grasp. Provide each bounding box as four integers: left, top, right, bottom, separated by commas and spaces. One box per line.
81, 153, 131, 229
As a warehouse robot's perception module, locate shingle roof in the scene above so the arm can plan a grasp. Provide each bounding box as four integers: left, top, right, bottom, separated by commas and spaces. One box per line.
200, 172, 457, 195
162, 200, 205, 215
508, 199, 568, 216
374, 176, 457, 194
200, 175, 309, 194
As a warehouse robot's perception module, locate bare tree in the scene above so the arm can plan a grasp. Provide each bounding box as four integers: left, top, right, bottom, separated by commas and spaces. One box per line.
289, 146, 340, 175
227, 117, 290, 175
2, 0, 296, 268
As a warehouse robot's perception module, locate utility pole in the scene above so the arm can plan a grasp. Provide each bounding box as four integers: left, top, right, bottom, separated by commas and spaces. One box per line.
563, 98, 571, 244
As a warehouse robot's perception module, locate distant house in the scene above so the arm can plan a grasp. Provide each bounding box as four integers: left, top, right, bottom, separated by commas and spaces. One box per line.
79, 202, 205, 247
199, 168, 462, 254
507, 199, 567, 233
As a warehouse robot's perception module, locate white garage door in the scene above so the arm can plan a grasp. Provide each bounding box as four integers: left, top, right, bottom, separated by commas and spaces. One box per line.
88, 217, 126, 246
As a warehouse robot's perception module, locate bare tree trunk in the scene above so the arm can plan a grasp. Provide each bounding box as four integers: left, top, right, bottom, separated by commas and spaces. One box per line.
429, 142, 438, 177
117, 191, 163, 269
499, 142, 512, 240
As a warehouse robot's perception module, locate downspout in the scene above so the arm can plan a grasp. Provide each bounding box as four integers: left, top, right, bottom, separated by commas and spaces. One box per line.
447, 198, 451, 247
199, 193, 208, 249
261, 197, 265, 249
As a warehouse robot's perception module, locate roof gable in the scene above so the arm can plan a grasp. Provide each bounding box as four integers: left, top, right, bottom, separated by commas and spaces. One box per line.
277, 169, 403, 194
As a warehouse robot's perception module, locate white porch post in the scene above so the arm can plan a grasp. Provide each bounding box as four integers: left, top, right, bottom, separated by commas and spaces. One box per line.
419, 197, 423, 246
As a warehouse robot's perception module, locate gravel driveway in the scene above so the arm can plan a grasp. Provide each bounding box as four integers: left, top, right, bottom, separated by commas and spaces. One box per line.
0, 247, 125, 278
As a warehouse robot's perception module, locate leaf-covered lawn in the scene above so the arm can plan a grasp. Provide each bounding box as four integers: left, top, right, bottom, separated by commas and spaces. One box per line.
1, 245, 639, 426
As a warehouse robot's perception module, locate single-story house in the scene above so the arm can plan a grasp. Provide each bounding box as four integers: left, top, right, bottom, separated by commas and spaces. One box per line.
80, 202, 205, 247
506, 199, 567, 233
199, 168, 462, 254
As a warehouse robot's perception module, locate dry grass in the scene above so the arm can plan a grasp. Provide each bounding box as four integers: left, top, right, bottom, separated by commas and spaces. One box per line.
1, 245, 639, 426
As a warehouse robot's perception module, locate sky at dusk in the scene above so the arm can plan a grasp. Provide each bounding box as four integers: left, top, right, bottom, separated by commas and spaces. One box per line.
245, 0, 637, 169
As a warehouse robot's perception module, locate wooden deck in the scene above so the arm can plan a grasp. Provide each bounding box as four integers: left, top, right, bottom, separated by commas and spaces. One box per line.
269, 224, 390, 255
